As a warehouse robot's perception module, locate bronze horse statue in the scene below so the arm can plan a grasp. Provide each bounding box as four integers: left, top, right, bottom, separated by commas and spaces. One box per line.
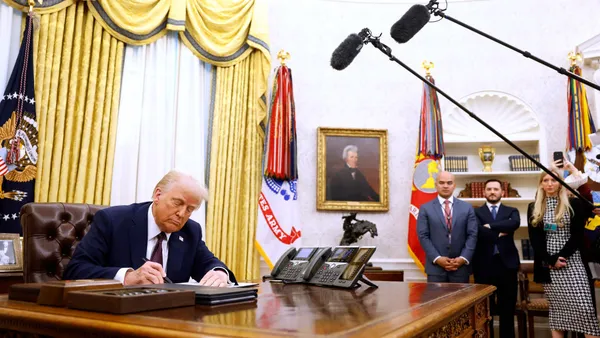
340, 213, 378, 246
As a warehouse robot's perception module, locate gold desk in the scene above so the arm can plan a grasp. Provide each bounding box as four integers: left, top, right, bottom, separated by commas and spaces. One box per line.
0, 281, 495, 337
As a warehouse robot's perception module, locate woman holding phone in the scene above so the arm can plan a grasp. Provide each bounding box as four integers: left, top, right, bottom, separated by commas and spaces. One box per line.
528, 160, 600, 338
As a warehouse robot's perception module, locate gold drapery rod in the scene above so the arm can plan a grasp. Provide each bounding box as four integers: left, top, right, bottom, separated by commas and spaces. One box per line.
277, 50, 290, 66
568, 51, 582, 66
422, 60, 434, 76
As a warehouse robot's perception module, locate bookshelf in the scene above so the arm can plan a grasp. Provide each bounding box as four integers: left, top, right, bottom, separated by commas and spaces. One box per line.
442, 90, 547, 265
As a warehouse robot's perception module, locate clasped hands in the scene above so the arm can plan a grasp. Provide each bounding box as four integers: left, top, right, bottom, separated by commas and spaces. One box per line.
550, 256, 567, 270
124, 261, 229, 287
436, 256, 466, 271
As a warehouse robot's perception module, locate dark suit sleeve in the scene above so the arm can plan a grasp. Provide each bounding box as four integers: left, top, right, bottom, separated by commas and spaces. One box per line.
460, 205, 478, 262
489, 208, 520, 233
191, 232, 238, 284
475, 208, 498, 242
358, 172, 379, 201
63, 210, 121, 280
417, 205, 441, 263
527, 203, 555, 266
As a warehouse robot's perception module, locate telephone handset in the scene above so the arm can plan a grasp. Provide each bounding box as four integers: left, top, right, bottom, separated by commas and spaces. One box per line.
308, 246, 377, 288
301, 247, 332, 281
270, 247, 332, 282
270, 247, 296, 277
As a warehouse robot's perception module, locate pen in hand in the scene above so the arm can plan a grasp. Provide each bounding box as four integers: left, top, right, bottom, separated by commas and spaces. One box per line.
142, 257, 173, 284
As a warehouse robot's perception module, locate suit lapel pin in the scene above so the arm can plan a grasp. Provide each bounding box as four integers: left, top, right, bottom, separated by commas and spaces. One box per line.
179, 236, 184, 242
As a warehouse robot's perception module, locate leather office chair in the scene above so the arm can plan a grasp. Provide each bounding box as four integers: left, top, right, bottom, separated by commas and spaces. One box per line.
20, 203, 106, 283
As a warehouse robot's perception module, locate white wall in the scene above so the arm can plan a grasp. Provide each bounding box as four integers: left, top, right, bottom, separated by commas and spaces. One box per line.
267, 0, 600, 279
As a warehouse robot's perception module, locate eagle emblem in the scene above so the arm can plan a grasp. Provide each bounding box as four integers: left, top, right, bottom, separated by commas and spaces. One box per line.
0, 111, 38, 200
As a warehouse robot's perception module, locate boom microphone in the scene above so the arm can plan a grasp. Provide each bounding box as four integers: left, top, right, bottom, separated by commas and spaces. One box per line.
390, 4, 431, 44
330, 33, 365, 70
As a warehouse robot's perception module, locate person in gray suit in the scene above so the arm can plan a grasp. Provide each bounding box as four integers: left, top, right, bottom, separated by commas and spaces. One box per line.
417, 171, 478, 283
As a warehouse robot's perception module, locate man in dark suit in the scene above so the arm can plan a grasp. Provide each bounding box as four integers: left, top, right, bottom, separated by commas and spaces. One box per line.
63, 171, 235, 286
473, 179, 520, 338
328, 145, 379, 202
417, 171, 478, 283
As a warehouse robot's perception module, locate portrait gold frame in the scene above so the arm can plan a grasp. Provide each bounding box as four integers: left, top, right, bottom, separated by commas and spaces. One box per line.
317, 127, 389, 211
0, 233, 23, 272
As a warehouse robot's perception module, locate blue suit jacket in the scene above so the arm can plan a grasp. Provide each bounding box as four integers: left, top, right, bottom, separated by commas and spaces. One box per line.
417, 197, 478, 277
473, 203, 520, 281
63, 202, 236, 283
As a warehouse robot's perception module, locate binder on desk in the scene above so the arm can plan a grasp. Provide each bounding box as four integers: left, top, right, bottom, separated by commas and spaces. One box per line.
163, 284, 258, 305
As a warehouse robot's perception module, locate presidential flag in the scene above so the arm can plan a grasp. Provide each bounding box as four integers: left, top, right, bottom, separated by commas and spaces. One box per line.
0, 14, 38, 234
256, 64, 301, 269
407, 71, 445, 272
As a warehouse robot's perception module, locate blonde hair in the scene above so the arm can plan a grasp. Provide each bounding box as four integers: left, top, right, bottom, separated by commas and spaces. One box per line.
153, 170, 209, 206
529, 171, 572, 227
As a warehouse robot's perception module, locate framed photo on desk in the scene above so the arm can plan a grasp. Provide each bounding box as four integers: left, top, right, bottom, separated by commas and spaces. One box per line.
0, 233, 22, 272
317, 127, 388, 211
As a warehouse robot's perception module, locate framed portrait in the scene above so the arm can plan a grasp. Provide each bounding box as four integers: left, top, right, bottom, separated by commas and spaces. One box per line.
317, 127, 388, 211
0, 233, 22, 272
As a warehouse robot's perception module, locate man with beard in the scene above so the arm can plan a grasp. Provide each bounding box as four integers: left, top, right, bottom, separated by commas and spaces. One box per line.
473, 179, 520, 338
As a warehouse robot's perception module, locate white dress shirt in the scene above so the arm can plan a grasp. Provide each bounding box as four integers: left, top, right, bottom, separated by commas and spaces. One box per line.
486, 201, 501, 214
433, 195, 469, 265
114, 204, 230, 284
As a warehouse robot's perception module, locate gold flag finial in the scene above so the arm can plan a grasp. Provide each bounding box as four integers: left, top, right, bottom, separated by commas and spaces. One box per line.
277, 50, 290, 66
568, 51, 582, 66
422, 60, 434, 76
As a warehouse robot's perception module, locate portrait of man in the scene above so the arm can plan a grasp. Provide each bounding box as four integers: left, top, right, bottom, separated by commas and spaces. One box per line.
328, 144, 379, 202
317, 128, 388, 211
0, 240, 15, 265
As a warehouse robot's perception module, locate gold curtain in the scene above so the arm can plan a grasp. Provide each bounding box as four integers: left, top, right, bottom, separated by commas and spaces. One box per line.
32, 2, 123, 203
206, 51, 269, 281
5, 0, 270, 67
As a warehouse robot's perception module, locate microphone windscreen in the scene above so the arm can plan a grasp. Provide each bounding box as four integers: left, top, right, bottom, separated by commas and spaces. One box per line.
330, 34, 364, 71
390, 5, 431, 44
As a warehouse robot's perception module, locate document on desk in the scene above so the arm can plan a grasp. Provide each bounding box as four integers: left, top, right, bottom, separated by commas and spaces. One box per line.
178, 282, 259, 288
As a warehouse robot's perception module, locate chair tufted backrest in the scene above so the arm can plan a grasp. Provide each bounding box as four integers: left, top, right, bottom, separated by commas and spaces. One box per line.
20, 203, 106, 283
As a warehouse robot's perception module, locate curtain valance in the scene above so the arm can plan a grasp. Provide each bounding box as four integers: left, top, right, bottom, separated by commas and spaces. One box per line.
3, 0, 269, 67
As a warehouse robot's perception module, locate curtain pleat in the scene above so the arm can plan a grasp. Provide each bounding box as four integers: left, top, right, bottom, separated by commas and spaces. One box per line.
33, 2, 123, 204
207, 51, 266, 280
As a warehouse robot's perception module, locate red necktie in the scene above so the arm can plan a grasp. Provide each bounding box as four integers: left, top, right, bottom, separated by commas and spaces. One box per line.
444, 200, 452, 231
150, 232, 166, 266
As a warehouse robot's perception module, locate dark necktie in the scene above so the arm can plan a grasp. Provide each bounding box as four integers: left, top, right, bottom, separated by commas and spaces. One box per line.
491, 206, 499, 255
444, 200, 452, 231
150, 232, 166, 266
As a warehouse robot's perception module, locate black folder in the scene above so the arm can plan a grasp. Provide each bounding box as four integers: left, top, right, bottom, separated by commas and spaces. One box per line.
161, 284, 258, 305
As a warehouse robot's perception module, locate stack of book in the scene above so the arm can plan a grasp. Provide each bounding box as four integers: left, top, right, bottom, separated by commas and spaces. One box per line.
521, 239, 534, 260
509, 154, 540, 171
444, 156, 468, 172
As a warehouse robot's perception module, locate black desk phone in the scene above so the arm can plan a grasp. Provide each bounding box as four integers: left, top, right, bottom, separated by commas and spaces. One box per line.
269, 246, 377, 288
308, 246, 377, 288
270, 247, 332, 283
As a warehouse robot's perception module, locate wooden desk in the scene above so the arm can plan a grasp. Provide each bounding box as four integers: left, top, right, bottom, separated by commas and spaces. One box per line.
364, 269, 404, 282
0, 272, 23, 294
0, 282, 495, 337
